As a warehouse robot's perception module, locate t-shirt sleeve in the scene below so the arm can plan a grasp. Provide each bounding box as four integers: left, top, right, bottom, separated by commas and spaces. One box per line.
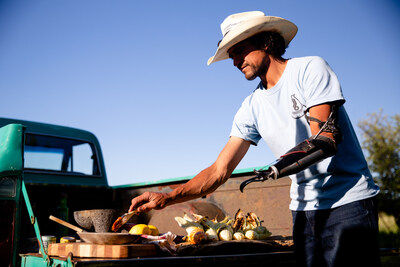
301, 57, 345, 109
230, 96, 261, 146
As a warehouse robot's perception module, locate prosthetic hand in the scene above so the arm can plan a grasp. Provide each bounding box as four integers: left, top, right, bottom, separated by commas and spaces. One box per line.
239, 167, 277, 192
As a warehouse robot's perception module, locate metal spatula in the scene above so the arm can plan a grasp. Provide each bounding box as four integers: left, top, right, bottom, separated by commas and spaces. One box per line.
111, 210, 138, 232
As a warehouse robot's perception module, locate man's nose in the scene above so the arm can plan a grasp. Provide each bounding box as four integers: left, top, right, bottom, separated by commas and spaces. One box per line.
232, 57, 241, 67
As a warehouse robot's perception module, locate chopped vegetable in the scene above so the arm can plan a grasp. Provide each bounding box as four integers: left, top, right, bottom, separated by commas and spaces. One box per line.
245, 229, 259, 240
192, 213, 233, 241
188, 227, 207, 244
174, 214, 206, 244
175, 210, 271, 242
205, 228, 219, 241
233, 209, 246, 232
247, 212, 261, 228
233, 232, 245, 240
254, 225, 272, 239
232, 209, 271, 240
218, 229, 233, 241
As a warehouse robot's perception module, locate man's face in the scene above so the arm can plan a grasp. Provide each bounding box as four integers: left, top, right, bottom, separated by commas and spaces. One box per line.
227, 39, 269, 81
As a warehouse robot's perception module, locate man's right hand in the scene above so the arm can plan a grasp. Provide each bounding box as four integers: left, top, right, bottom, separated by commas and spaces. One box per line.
128, 137, 251, 213
128, 191, 169, 213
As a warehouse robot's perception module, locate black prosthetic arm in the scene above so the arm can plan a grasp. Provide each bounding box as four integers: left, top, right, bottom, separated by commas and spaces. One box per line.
240, 135, 338, 192
240, 103, 343, 192
272, 135, 337, 178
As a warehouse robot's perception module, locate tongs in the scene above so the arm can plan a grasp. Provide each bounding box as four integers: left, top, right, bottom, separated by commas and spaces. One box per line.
240, 164, 276, 192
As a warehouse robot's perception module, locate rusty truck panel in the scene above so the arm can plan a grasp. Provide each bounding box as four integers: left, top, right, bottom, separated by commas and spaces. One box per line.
114, 175, 293, 237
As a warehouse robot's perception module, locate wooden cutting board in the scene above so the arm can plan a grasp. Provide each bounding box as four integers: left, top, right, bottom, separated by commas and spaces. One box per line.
47, 243, 156, 258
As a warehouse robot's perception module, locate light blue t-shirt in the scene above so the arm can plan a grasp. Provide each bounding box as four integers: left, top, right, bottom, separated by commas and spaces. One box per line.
230, 56, 379, 211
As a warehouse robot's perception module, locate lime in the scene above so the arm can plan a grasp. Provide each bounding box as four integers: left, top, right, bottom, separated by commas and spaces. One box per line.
147, 225, 159, 236
129, 224, 151, 235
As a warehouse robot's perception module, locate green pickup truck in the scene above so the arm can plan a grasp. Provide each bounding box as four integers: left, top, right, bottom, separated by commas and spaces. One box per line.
0, 118, 397, 266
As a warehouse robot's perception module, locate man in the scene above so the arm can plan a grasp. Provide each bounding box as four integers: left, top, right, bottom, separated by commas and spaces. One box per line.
129, 11, 380, 267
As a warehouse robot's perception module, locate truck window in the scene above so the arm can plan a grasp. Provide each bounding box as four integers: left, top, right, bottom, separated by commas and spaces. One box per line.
24, 133, 100, 176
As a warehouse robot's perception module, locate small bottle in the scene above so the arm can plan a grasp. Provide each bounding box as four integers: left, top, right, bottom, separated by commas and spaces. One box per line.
55, 193, 69, 238
60, 236, 76, 243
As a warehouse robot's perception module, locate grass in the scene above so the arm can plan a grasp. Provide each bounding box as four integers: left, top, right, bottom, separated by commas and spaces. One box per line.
378, 212, 400, 267
379, 212, 400, 248
379, 212, 399, 235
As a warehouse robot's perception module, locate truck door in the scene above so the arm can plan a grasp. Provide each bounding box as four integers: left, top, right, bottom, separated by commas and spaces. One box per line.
0, 124, 25, 267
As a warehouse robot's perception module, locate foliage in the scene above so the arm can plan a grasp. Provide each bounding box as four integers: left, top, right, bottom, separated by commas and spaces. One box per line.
378, 212, 400, 250
358, 111, 400, 225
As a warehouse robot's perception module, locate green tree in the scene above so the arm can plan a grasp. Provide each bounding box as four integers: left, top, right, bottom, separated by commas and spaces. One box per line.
358, 111, 400, 225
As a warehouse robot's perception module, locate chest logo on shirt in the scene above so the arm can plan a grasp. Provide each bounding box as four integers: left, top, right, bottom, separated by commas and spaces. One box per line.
290, 94, 306, 119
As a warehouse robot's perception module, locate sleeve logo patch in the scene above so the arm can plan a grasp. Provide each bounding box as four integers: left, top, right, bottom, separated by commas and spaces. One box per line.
291, 94, 306, 119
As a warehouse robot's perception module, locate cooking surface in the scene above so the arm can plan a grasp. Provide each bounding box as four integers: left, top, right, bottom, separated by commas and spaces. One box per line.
174, 236, 294, 256
47, 235, 292, 259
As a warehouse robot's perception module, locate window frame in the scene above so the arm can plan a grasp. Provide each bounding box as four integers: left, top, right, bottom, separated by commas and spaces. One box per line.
23, 132, 102, 178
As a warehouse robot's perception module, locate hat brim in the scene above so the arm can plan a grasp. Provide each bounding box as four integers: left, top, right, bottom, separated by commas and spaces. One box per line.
207, 16, 298, 65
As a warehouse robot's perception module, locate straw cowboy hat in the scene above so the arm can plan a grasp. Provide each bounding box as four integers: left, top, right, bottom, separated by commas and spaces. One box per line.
207, 11, 298, 65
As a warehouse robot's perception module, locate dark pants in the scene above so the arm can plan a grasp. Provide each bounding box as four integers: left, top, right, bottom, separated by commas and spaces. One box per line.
292, 197, 380, 267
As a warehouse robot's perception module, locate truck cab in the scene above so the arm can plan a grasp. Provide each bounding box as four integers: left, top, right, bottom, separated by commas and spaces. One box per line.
0, 118, 114, 266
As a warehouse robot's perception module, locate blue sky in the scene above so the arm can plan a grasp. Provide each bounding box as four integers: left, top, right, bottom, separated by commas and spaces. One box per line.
1, 0, 399, 186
